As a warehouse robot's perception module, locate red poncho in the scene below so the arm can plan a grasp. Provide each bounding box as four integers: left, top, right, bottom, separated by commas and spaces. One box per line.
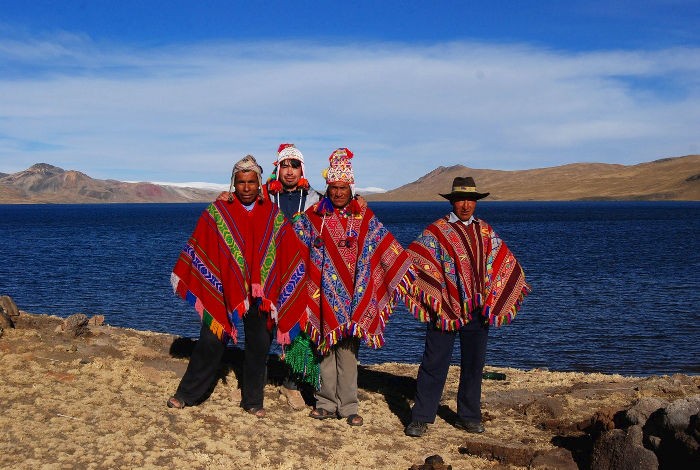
403, 216, 529, 330
171, 198, 309, 344
293, 200, 414, 354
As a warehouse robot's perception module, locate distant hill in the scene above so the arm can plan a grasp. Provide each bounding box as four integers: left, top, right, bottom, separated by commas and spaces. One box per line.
3, 156, 699, 204
0, 163, 220, 204
366, 155, 700, 201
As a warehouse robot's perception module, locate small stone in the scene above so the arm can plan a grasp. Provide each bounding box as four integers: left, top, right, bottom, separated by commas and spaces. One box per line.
0, 296, 20, 318
531, 447, 578, 470
424, 455, 444, 465
409, 454, 452, 470
0, 308, 13, 329
63, 313, 89, 337
89, 315, 105, 326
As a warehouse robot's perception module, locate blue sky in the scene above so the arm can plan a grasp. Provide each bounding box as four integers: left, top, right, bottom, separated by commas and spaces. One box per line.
1, 1, 699, 190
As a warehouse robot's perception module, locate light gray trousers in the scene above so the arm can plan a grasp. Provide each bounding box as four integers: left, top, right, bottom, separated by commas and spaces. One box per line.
314, 338, 360, 417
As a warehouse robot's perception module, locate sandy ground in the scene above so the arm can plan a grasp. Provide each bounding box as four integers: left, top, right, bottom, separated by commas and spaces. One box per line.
1, 312, 698, 470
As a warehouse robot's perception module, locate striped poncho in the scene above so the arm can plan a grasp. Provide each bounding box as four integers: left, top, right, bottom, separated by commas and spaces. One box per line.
292, 199, 414, 354
403, 216, 530, 330
171, 198, 309, 344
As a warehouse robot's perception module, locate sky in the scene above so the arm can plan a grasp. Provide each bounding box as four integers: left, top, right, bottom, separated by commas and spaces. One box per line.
1, 1, 699, 191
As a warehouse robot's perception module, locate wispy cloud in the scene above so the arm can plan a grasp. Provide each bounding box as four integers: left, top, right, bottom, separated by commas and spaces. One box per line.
1, 33, 698, 189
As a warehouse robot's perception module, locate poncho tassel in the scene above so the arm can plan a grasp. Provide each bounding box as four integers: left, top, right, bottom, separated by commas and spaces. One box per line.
171, 274, 234, 343
283, 332, 321, 390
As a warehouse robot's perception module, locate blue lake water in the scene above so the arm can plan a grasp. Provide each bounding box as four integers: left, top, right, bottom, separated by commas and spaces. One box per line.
1, 201, 698, 376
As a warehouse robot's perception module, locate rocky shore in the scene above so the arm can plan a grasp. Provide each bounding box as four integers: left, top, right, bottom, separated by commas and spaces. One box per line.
1, 297, 698, 469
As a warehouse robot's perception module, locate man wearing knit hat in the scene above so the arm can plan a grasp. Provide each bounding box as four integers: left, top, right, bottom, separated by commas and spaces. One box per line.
265, 144, 325, 410
267, 143, 323, 222
286, 148, 414, 427
218, 144, 322, 410
218, 144, 366, 411
168, 154, 310, 418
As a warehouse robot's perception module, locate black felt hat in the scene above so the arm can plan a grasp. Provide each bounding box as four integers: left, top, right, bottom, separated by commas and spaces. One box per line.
439, 176, 490, 201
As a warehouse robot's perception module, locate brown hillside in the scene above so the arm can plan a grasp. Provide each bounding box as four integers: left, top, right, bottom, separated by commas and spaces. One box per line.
0, 163, 219, 204
366, 155, 700, 201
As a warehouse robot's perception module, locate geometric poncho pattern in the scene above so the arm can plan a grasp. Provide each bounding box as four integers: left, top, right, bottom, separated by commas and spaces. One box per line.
292, 199, 414, 355
403, 216, 530, 330
171, 198, 309, 345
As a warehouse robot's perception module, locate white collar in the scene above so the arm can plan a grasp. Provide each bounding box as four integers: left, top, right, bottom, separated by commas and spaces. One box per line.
448, 212, 475, 226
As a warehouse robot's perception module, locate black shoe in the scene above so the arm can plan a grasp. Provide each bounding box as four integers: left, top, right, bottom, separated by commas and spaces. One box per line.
405, 421, 428, 437
455, 420, 485, 433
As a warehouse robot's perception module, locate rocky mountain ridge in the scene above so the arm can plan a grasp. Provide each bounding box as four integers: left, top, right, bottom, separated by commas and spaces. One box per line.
367, 154, 700, 201
0, 163, 219, 203
2, 155, 699, 203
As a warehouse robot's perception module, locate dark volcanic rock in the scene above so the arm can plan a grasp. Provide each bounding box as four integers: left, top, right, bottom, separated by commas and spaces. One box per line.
458, 436, 536, 466
590, 425, 658, 470
408, 454, 452, 470
621, 397, 669, 427
530, 447, 578, 470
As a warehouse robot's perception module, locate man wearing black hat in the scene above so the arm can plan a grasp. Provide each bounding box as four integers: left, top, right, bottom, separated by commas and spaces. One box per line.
402, 177, 530, 437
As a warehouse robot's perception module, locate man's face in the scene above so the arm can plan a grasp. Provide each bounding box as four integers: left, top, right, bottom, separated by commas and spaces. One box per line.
452, 198, 477, 221
278, 159, 302, 190
234, 171, 259, 205
328, 182, 352, 208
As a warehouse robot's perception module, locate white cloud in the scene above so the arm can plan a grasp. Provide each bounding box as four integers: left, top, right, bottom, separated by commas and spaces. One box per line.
1, 36, 698, 189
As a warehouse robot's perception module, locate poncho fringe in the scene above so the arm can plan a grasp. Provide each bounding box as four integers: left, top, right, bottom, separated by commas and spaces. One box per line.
171, 199, 308, 344
402, 217, 529, 331
302, 270, 414, 354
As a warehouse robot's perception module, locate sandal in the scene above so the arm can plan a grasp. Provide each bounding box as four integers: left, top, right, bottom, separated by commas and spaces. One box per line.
346, 414, 363, 426
245, 407, 266, 418
167, 396, 185, 409
309, 408, 336, 420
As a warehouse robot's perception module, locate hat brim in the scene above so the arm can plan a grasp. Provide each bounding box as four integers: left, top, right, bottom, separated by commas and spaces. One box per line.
440, 191, 490, 201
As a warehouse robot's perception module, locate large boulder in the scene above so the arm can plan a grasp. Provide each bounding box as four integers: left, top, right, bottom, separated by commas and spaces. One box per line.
644, 397, 700, 469
0, 308, 13, 329
0, 295, 20, 317
0, 295, 19, 328
590, 425, 658, 470
61, 313, 90, 337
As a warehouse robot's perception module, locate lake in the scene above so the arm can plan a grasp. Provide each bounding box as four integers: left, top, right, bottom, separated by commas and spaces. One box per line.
1, 201, 698, 376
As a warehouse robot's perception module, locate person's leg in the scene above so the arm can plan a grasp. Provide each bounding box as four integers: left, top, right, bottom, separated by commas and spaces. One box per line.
336, 338, 360, 418
241, 304, 272, 411
282, 377, 298, 390
172, 322, 226, 406
313, 347, 339, 414
456, 317, 489, 423
411, 324, 457, 423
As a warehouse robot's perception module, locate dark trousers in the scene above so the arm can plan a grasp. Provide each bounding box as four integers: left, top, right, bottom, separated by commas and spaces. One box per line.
411, 317, 489, 424
240, 304, 272, 410
174, 303, 272, 409
174, 321, 225, 406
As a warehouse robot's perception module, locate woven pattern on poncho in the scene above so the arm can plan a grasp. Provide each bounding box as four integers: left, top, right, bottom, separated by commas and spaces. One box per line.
293, 201, 413, 354
403, 216, 529, 330
171, 198, 308, 343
